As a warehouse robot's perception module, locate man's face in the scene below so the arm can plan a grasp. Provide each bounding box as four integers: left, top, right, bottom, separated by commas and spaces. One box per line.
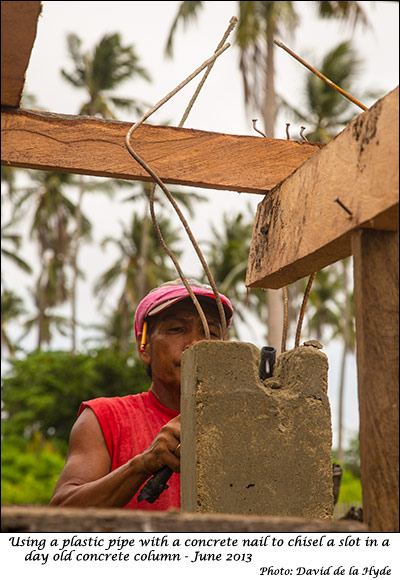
138, 298, 223, 392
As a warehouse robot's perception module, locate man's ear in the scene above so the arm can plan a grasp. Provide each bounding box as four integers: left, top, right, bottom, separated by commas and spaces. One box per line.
136, 333, 151, 365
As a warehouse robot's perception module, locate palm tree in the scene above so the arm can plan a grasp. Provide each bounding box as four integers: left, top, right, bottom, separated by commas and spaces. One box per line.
280, 40, 364, 459
1, 290, 26, 358
22, 288, 71, 349
61, 32, 151, 351
3, 164, 97, 349
1, 218, 32, 279
300, 259, 355, 461
123, 181, 205, 300
94, 213, 183, 352
204, 209, 265, 339
336, 258, 355, 462
2, 167, 32, 355
166, 0, 368, 352
304, 266, 343, 343
280, 40, 367, 142
1, 166, 18, 201
61, 32, 150, 119
1, 168, 32, 278
166, 2, 369, 136
26, 171, 91, 348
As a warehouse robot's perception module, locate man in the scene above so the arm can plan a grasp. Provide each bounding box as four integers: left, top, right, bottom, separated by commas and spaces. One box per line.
50, 279, 233, 511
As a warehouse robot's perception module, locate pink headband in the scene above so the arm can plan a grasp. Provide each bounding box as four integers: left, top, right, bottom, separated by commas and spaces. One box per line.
134, 279, 233, 337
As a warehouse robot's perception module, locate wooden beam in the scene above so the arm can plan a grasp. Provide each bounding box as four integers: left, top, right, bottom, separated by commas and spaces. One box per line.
1, 505, 367, 533
1, 1, 42, 107
352, 230, 399, 532
1, 107, 323, 194
246, 87, 399, 288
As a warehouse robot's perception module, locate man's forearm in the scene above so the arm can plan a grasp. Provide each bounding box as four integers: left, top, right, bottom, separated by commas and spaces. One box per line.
49, 455, 151, 508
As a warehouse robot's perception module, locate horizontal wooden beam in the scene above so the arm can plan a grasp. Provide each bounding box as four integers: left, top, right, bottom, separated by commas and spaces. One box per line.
1, 107, 322, 194
246, 87, 399, 288
1, 1, 42, 107
1, 505, 367, 533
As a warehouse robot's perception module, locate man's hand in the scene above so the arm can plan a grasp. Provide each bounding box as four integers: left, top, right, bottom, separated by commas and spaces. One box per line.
50, 409, 180, 508
139, 415, 181, 476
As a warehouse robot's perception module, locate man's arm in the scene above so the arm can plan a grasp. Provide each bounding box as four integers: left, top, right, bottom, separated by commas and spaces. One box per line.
50, 407, 180, 508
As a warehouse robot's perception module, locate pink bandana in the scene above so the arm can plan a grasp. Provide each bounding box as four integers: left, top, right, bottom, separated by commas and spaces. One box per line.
134, 279, 233, 337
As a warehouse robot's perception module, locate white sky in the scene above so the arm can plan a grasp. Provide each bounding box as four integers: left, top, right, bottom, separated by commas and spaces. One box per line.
4, 0, 400, 446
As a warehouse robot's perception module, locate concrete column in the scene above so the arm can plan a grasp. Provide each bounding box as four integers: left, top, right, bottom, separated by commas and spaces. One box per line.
181, 340, 334, 518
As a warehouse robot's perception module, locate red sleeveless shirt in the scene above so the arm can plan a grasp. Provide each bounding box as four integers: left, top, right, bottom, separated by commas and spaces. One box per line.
79, 390, 180, 511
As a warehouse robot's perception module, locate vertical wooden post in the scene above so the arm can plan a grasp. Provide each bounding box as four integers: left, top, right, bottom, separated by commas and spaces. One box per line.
352, 230, 399, 532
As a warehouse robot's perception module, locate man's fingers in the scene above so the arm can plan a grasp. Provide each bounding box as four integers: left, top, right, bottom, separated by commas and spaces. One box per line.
173, 442, 181, 459
141, 431, 181, 475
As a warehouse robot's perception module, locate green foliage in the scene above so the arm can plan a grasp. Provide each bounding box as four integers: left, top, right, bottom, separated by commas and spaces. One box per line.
2, 349, 150, 504
95, 213, 182, 308
206, 211, 253, 288
333, 436, 362, 515
2, 349, 150, 445
1, 289, 27, 358
203, 209, 265, 338
306, 41, 363, 141
280, 39, 371, 143
1, 434, 66, 505
61, 32, 150, 118
337, 469, 362, 504
165, 1, 204, 57
343, 433, 361, 478
314, 1, 368, 28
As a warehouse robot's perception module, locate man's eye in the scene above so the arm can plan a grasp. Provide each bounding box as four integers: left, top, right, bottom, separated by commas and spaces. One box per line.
210, 329, 221, 338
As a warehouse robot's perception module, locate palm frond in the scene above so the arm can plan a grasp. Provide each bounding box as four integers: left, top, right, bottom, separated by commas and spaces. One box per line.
1, 248, 32, 274
62, 32, 150, 119
313, 0, 369, 29
165, 1, 204, 57
277, 94, 310, 124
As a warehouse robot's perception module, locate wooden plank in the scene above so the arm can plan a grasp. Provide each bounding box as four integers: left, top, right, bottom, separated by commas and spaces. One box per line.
1, 1, 42, 107
352, 230, 399, 533
1, 107, 323, 194
1, 505, 367, 533
246, 87, 399, 288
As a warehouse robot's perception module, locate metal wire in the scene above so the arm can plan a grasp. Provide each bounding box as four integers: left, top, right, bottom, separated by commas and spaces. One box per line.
295, 272, 316, 348
125, 40, 233, 340
274, 40, 368, 111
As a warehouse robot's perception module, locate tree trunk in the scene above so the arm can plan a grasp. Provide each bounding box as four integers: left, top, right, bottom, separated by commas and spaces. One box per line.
70, 177, 84, 354
337, 258, 353, 462
36, 268, 47, 349
1, 325, 15, 358
337, 340, 348, 462
136, 193, 152, 301
119, 293, 129, 354
262, 26, 276, 138
262, 23, 283, 353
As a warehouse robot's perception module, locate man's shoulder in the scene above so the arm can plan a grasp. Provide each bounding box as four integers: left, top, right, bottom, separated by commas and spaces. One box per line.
99, 392, 148, 402
79, 391, 150, 415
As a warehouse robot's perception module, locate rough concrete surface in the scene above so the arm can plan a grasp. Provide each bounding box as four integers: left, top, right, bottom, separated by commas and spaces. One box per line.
181, 341, 334, 519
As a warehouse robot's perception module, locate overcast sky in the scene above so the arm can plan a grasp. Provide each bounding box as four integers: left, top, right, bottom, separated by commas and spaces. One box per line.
4, 1, 400, 446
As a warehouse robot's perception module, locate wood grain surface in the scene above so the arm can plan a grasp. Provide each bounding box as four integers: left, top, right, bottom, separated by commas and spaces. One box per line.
1, 2, 42, 107
352, 230, 399, 532
1, 107, 323, 193
1, 505, 367, 533
246, 87, 399, 289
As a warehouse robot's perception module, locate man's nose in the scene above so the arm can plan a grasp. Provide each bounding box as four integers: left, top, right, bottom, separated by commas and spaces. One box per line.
183, 328, 207, 350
